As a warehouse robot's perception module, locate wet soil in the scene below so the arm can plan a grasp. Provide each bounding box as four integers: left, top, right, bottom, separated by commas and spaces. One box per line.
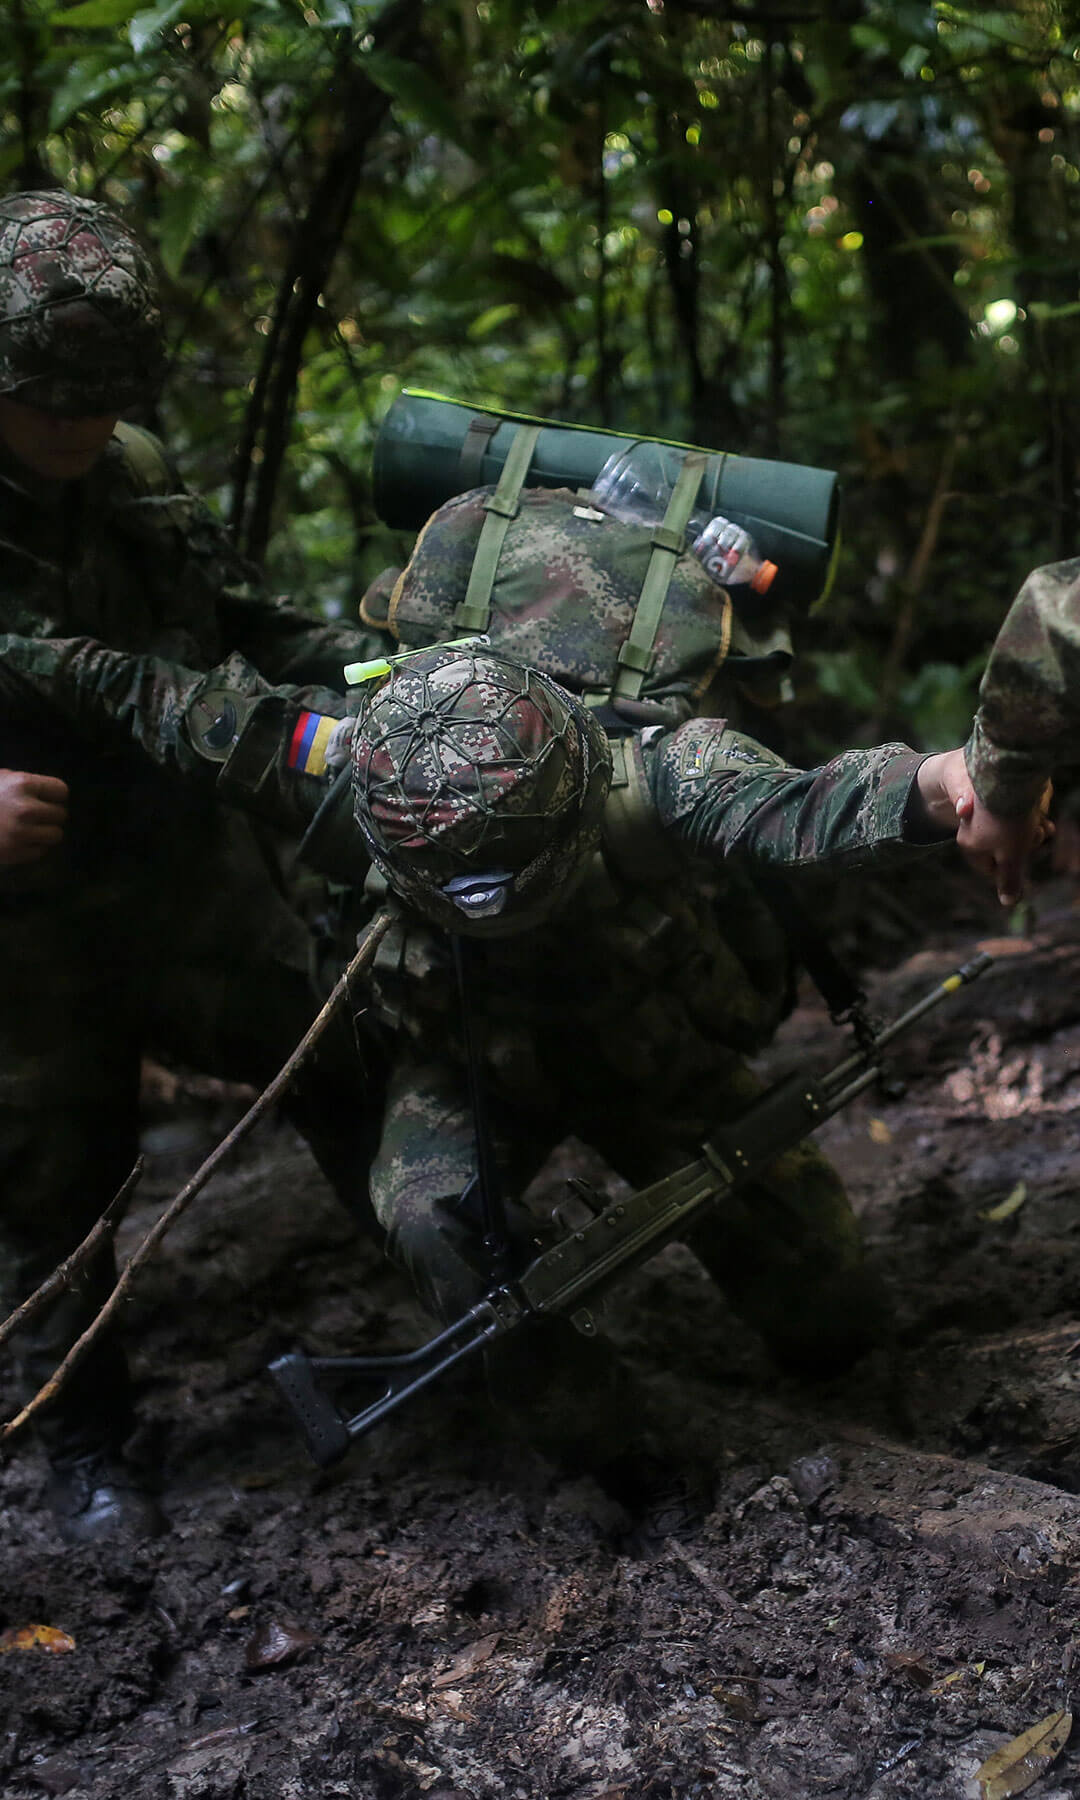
6, 872, 1080, 1800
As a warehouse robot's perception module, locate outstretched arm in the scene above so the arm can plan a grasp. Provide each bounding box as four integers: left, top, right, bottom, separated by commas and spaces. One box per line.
650, 718, 965, 872
0, 633, 346, 848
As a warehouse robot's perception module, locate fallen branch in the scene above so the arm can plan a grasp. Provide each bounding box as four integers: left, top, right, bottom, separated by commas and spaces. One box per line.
0, 909, 392, 1450
0, 1160, 143, 1355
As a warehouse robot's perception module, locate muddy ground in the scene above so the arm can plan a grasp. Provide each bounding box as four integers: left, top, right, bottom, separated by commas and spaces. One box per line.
5, 867, 1080, 1800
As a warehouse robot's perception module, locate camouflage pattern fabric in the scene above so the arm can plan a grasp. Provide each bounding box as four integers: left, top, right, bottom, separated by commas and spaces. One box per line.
653, 716, 929, 870
0, 636, 342, 846
0, 191, 164, 415
0, 383, 940, 1382
0, 421, 388, 1101
1, 500, 938, 1362
966, 559, 1080, 815
2, 600, 933, 1370
358, 716, 933, 1067
0, 393, 390, 1448
352, 668, 937, 1367
369, 1033, 883, 1376
352, 644, 611, 935
0, 426, 386, 686
0, 423, 393, 914
387, 484, 793, 719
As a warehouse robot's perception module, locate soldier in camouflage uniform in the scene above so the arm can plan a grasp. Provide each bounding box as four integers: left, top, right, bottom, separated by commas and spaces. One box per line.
958, 561, 1069, 904
334, 645, 972, 1406
1, 627, 980, 1471
17, 601, 985, 1363
0, 189, 389, 1542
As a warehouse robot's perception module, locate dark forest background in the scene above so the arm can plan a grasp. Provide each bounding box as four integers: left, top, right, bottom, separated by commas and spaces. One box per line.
4, 0, 1078, 758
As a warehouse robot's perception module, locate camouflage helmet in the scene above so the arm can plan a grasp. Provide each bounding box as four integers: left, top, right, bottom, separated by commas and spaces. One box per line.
0, 190, 164, 415
351, 643, 612, 937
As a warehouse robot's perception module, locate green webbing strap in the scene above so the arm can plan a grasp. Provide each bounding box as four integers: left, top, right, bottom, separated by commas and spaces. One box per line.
453, 423, 542, 634
457, 413, 501, 491
612, 451, 706, 701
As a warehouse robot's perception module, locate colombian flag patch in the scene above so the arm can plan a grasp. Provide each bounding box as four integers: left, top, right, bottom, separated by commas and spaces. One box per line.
287, 710, 335, 778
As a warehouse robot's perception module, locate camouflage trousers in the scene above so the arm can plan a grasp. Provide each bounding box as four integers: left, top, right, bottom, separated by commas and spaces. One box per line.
0, 811, 380, 1455
369, 1046, 889, 1381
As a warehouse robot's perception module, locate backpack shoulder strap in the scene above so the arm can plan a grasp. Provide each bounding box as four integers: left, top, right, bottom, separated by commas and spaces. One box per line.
453, 423, 541, 633
611, 450, 707, 703
602, 732, 683, 883
112, 421, 175, 497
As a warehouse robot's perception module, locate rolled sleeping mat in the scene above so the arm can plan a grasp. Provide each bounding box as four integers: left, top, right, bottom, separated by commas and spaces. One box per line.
373, 389, 841, 610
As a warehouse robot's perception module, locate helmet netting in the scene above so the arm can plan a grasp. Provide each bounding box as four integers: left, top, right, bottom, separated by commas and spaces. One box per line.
0, 191, 164, 415
352, 645, 612, 936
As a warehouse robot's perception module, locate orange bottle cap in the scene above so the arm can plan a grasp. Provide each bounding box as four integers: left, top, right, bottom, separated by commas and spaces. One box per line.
750, 560, 778, 595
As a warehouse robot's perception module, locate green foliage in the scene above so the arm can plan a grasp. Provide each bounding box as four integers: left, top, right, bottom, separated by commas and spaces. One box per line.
899, 656, 988, 749
2, 0, 1079, 751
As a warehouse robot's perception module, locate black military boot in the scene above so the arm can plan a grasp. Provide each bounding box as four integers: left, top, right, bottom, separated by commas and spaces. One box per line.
26, 1291, 167, 1546
1, 1110, 168, 1543
46, 1444, 167, 1545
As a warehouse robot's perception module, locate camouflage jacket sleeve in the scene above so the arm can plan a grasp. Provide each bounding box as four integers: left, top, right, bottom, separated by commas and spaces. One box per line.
0, 631, 345, 761
0, 632, 346, 837
964, 559, 1080, 816
648, 717, 937, 871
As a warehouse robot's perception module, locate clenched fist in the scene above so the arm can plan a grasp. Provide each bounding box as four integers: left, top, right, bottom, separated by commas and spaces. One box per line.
0, 769, 69, 867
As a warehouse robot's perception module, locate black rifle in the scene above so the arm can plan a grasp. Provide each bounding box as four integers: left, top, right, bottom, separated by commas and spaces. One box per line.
269, 951, 991, 1467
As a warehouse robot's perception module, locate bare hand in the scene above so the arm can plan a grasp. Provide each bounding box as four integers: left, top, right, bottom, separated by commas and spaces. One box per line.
913, 748, 1053, 904
954, 784, 1054, 907
914, 746, 978, 833
0, 769, 69, 867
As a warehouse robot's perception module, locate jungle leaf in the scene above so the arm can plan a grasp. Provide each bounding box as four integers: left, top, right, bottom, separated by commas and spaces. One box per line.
977, 1710, 1072, 1800
979, 1183, 1027, 1223
0, 1623, 76, 1654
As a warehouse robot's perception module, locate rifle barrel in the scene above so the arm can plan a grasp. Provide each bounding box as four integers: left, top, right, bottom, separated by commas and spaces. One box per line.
822, 951, 993, 1096
872, 950, 992, 1051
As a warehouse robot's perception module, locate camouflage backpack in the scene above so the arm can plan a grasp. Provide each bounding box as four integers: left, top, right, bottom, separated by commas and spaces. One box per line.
369, 427, 795, 730
353, 432, 802, 1048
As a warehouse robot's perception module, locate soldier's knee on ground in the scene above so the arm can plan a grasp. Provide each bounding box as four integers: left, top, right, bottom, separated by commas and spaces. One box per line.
368, 1058, 490, 1319
382, 1192, 494, 1323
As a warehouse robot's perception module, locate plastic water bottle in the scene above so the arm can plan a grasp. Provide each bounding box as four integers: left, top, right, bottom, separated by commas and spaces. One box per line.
590, 441, 685, 528
690, 515, 777, 595
590, 444, 777, 595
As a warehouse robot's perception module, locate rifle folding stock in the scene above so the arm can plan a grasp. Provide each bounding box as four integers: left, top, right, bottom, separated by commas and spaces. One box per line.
269, 952, 992, 1467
